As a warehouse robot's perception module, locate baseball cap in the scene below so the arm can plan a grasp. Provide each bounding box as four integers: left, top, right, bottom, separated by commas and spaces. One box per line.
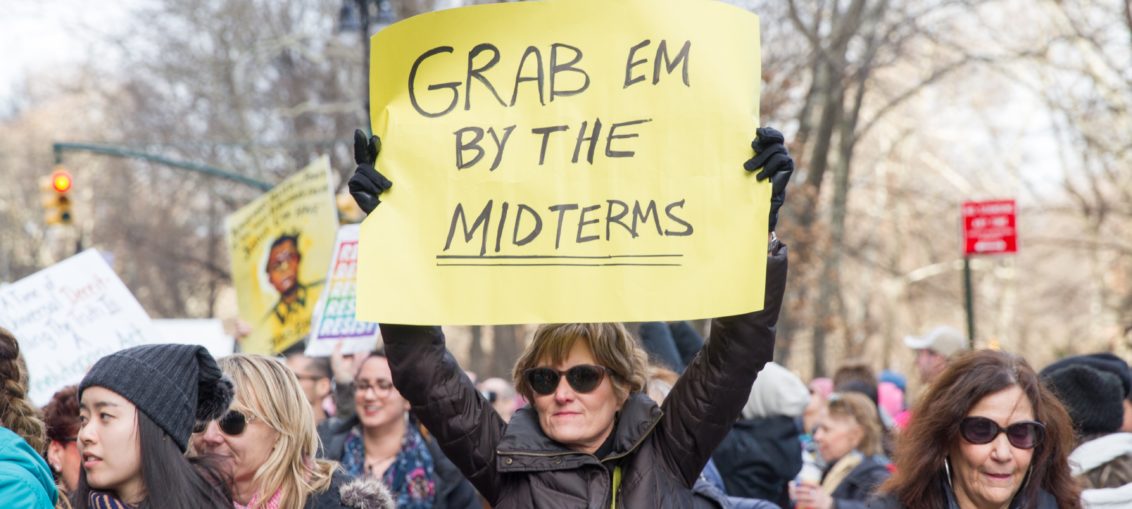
903, 325, 968, 358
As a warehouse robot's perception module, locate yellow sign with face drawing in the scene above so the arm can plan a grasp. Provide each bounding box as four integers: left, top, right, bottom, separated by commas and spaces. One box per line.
226, 157, 338, 353
357, 0, 767, 325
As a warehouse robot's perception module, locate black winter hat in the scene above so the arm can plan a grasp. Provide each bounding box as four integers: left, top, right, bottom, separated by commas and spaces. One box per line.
1041, 353, 1132, 401
79, 344, 233, 451
1042, 364, 1124, 437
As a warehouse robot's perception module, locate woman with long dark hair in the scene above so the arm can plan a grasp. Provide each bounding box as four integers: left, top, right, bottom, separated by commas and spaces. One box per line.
74, 344, 233, 509
870, 350, 1080, 509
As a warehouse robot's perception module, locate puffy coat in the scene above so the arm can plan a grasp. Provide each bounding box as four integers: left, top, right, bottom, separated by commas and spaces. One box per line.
711, 415, 801, 506
0, 426, 57, 509
381, 242, 788, 508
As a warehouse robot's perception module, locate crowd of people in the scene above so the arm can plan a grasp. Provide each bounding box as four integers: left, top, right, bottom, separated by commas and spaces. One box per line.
1, 127, 1131, 509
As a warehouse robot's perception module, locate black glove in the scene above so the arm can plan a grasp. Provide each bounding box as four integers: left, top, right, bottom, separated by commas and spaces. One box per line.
743, 127, 794, 232
348, 129, 393, 214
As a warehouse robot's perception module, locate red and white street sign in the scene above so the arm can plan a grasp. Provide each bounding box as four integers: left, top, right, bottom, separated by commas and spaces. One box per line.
962, 199, 1017, 255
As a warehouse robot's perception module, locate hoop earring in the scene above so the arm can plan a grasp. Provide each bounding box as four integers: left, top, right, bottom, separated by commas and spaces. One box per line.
944, 457, 954, 490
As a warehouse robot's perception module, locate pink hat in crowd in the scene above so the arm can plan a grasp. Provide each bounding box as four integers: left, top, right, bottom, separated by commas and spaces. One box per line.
809, 377, 833, 400
877, 381, 905, 418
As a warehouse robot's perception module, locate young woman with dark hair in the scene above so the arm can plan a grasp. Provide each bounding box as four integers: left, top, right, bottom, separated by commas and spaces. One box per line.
73, 344, 234, 509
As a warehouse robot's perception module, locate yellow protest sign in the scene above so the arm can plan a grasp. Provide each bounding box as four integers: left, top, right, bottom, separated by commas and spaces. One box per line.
226, 157, 338, 353
359, 0, 767, 325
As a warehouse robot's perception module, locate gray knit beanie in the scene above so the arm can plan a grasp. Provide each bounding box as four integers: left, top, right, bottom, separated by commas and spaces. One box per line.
79, 344, 233, 451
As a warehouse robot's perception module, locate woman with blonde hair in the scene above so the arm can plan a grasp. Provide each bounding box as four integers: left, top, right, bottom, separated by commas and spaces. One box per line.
192, 354, 392, 509
793, 392, 890, 509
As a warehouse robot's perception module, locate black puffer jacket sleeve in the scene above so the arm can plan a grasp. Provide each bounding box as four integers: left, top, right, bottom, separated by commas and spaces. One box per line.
381, 324, 506, 504
656, 240, 788, 487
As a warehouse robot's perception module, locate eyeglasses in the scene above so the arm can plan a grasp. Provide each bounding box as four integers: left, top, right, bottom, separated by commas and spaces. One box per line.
192, 409, 252, 436
959, 416, 1045, 449
355, 379, 394, 395
524, 365, 609, 396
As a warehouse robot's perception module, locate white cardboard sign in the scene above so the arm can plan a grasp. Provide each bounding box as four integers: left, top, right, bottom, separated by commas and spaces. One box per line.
0, 250, 157, 405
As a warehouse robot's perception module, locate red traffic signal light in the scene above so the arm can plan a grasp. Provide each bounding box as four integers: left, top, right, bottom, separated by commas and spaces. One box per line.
42, 167, 74, 226
51, 169, 73, 194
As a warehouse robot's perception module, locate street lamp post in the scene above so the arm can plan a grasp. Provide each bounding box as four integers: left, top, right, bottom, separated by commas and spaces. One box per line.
338, 0, 394, 124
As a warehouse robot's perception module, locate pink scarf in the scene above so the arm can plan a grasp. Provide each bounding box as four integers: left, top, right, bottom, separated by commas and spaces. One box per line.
233, 489, 282, 509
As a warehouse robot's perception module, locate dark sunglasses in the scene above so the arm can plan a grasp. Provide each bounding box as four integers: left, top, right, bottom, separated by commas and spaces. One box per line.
524, 365, 609, 396
192, 410, 250, 436
959, 417, 1045, 449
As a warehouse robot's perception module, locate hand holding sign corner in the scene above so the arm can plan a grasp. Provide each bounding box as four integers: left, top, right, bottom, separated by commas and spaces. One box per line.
744, 127, 794, 233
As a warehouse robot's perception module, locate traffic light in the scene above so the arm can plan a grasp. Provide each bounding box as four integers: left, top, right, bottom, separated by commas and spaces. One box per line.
41, 167, 74, 226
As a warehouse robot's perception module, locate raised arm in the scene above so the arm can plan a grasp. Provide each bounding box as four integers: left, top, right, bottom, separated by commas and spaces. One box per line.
381, 324, 507, 503
654, 127, 793, 486
657, 240, 788, 486
348, 131, 506, 502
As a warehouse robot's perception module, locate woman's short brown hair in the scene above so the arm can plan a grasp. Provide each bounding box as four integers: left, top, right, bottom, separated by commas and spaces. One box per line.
879, 350, 1080, 509
826, 392, 884, 456
512, 323, 649, 403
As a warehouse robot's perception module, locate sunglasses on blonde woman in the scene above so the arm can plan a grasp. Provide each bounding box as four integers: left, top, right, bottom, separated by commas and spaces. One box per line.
191, 409, 251, 436
959, 417, 1045, 449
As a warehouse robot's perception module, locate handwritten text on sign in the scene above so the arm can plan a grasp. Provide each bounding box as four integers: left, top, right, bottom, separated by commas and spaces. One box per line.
225, 157, 338, 354
358, 0, 768, 325
0, 250, 157, 405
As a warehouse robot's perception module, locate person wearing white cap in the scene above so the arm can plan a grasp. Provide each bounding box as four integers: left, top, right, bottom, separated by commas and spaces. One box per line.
903, 325, 968, 384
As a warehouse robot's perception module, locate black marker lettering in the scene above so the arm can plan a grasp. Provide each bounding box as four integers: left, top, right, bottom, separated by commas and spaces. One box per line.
487, 125, 516, 171
550, 43, 590, 100
443, 201, 493, 256
408, 46, 458, 117
548, 203, 579, 249
465, 43, 507, 110
623, 39, 650, 88
494, 202, 510, 252
576, 204, 601, 243
664, 199, 693, 236
513, 204, 543, 246
653, 40, 691, 87
632, 200, 663, 236
510, 46, 546, 106
606, 118, 653, 158
606, 199, 634, 239
572, 118, 602, 164
531, 125, 569, 165
453, 127, 485, 169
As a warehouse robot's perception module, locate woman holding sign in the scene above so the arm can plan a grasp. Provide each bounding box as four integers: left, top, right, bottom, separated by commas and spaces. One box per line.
348, 127, 793, 508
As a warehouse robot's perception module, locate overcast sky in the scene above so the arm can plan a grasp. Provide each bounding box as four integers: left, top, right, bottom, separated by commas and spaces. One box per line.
0, 0, 138, 109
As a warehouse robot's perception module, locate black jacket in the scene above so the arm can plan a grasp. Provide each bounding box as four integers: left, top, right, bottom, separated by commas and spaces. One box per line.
868, 481, 1059, 509
711, 415, 801, 507
381, 242, 788, 508
319, 417, 480, 509
826, 455, 890, 509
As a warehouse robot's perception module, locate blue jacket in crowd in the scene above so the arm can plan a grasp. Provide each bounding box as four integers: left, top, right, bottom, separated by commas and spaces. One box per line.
0, 426, 57, 509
